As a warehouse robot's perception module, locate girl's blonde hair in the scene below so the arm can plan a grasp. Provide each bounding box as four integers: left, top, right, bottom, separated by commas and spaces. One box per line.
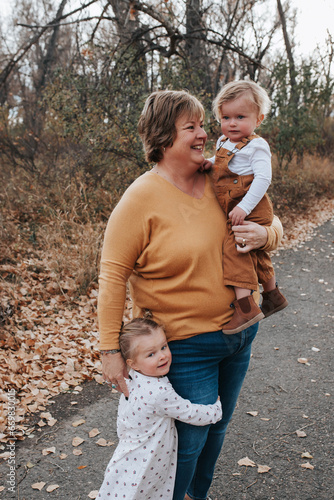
119, 318, 165, 361
212, 80, 271, 121
138, 90, 205, 163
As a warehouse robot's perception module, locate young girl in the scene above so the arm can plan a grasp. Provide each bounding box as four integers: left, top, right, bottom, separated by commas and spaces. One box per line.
97, 318, 222, 500
204, 80, 288, 334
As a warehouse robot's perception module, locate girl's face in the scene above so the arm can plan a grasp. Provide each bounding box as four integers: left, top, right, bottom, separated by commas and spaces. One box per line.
220, 94, 264, 143
127, 328, 172, 377
163, 113, 207, 169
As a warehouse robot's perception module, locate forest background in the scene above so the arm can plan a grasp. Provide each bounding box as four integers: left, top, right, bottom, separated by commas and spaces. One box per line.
0, 0, 333, 442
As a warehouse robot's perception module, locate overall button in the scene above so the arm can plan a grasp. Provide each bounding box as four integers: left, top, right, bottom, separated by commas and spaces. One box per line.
233, 179, 238, 184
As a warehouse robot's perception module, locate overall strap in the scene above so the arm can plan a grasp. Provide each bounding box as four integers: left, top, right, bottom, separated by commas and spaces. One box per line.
217, 134, 259, 156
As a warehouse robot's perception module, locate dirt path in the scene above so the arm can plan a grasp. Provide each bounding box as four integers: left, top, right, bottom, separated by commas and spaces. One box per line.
0, 214, 333, 500
209, 216, 334, 499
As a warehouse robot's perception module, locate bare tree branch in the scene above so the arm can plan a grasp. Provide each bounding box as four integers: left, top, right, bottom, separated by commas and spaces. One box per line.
0, 0, 100, 90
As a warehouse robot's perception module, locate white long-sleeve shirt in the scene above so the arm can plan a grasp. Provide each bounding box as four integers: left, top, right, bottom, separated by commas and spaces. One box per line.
97, 369, 222, 500
209, 136, 272, 215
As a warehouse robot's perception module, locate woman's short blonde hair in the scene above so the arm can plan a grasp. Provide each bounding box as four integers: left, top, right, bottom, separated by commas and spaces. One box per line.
212, 80, 271, 121
138, 90, 205, 163
119, 317, 165, 361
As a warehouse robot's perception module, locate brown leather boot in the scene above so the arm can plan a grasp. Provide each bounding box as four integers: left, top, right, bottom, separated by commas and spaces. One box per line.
222, 295, 264, 334
261, 285, 288, 318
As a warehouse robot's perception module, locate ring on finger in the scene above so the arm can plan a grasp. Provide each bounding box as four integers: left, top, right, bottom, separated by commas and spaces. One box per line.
111, 383, 117, 389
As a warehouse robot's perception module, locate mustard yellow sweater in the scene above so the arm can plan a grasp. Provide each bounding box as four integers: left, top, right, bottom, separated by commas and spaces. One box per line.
98, 171, 283, 350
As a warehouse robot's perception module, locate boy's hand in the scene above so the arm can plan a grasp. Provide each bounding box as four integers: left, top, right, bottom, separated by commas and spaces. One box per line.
199, 159, 213, 172
229, 206, 247, 226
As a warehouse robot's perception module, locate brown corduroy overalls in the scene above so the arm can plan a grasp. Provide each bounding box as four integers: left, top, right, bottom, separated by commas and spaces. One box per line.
210, 134, 274, 290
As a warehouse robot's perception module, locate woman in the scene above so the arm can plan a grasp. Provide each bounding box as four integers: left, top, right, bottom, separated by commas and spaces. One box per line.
98, 90, 283, 500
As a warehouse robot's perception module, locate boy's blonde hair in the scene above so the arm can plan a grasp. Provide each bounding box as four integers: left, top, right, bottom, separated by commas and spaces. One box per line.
212, 80, 271, 121
138, 90, 205, 163
119, 318, 165, 361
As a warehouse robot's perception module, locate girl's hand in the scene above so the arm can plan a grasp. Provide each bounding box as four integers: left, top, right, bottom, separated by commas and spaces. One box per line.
232, 220, 268, 253
102, 352, 130, 398
229, 206, 247, 226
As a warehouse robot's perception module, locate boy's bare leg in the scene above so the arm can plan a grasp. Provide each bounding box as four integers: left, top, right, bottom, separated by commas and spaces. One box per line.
234, 286, 251, 299
262, 275, 276, 292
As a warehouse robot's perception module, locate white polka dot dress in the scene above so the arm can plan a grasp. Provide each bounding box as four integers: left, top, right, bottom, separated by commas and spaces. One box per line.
97, 369, 222, 499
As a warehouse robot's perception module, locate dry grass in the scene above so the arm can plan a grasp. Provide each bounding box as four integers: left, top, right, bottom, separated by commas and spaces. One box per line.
35, 217, 103, 295
269, 154, 334, 214
0, 171, 107, 300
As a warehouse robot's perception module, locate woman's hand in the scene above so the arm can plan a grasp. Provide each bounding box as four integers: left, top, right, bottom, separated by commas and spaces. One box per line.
102, 352, 130, 398
232, 220, 268, 253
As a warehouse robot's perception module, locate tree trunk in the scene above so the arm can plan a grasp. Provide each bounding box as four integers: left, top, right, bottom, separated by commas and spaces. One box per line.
107, 0, 148, 91
277, 0, 298, 105
185, 0, 211, 93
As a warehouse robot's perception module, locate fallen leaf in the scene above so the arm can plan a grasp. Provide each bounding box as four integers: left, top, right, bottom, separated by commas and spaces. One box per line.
96, 438, 108, 447
89, 428, 100, 438
301, 462, 314, 470
72, 436, 84, 447
88, 491, 99, 499
311, 347, 320, 352
59, 453, 67, 460
31, 482, 46, 490
296, 430, 307, 438
247, 411, 258, 417
0, 486, 5, 492
257, 464, 271, 474
72, 419, 86, 427
26, 461, 35, 468
42, 446, 56, 455
73, 449, 82, 456
260, 418, 270, 421
40, 412, 53, 420
301, 452, 313, 459
48, 418, 57, 427
238, 456, 256, 467
77, 465, 88, 469
297, 358, 309, 364
46, 484, 59, 492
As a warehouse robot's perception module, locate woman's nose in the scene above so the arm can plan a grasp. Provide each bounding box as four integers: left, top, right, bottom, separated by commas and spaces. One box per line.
197, 127, 207, 139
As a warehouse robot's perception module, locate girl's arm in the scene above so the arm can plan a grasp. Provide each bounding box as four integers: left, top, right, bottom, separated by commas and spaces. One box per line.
155, 381, 222, 426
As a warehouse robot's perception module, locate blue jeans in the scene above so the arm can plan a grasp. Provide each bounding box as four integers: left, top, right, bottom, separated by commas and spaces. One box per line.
168, 324, 258, 500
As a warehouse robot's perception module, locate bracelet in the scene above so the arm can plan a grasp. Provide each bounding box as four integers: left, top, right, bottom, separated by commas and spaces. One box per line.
100, 349, 121, 355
